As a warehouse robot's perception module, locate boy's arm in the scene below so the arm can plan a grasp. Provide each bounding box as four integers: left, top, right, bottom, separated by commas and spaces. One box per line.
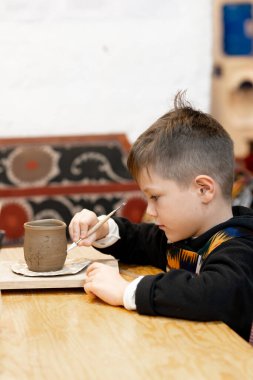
95, 216, 168, 269
90, 218, 145, 310
123, 276, 144, 310
69, 211, 168, 269
92, 217, 120, 248
133, 239, 253, 341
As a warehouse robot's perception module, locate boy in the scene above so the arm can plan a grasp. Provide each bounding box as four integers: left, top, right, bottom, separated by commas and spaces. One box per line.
69, 92, 253, 343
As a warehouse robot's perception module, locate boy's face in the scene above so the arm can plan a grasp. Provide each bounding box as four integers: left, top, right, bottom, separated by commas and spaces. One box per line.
138, 168, 207, 242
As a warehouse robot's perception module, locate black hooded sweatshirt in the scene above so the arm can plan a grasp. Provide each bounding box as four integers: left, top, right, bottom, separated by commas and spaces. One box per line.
96, 206, 253, 342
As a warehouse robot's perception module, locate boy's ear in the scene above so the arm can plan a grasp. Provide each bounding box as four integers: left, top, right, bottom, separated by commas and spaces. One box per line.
194, 175, 215, 203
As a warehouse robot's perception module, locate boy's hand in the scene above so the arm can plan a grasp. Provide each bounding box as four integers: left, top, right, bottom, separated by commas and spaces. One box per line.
69, 209, 109, 246
84, 262, 129, 306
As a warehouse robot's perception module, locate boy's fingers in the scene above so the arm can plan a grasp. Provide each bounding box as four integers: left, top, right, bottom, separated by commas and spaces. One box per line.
71, 220, 82, 241
83, 282, 94, 295
69, 217, 80, 240
86, 262, 103, 275
70, 217, 89, 242
79, 221, 89, 239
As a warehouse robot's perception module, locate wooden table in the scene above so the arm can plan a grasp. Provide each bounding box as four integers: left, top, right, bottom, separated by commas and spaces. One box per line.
0, 246, 252, 380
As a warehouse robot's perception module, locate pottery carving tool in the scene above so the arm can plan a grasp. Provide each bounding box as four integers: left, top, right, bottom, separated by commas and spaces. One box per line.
67, 203, 126, 252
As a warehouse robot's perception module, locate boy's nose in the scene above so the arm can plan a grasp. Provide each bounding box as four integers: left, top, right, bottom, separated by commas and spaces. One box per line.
146, 203, 157, 218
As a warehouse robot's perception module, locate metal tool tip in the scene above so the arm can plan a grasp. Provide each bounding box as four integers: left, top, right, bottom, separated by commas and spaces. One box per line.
118, 202, 126, 211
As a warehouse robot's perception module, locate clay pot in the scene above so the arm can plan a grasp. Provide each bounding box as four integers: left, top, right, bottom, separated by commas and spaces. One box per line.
23, 219, 67, 272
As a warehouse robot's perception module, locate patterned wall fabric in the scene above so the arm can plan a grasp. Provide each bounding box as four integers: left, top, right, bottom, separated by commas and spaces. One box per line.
0, 134, 146, 245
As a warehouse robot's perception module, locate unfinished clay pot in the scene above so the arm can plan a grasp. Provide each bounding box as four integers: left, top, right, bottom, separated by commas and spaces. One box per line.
23, 219, 67, 272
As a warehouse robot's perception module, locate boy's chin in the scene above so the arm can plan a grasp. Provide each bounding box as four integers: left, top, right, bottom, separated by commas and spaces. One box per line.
165, 232, 174, 243
165, 232, 185, 243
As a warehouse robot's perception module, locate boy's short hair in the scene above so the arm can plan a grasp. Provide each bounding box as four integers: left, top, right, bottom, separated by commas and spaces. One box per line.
127, 91, 235, 200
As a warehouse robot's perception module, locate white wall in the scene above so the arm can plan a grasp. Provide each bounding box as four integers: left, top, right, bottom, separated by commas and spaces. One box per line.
0, 0, 213, 143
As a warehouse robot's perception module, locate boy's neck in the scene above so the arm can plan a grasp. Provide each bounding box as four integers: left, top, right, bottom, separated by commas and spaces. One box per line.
202, 201, 233, 235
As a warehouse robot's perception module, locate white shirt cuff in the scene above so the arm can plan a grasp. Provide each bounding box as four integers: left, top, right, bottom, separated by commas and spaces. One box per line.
123, 276, 144, 310
92, 216, 120, 248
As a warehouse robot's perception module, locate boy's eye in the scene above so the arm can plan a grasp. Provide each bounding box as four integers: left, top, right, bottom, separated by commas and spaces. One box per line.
150, 195, 159, 201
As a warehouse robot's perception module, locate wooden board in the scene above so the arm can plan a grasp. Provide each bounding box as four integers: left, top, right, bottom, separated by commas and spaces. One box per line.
0, 246, 117, 290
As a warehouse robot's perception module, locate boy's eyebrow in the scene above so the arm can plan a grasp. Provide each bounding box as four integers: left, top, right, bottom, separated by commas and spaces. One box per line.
142, 185, 159, 193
